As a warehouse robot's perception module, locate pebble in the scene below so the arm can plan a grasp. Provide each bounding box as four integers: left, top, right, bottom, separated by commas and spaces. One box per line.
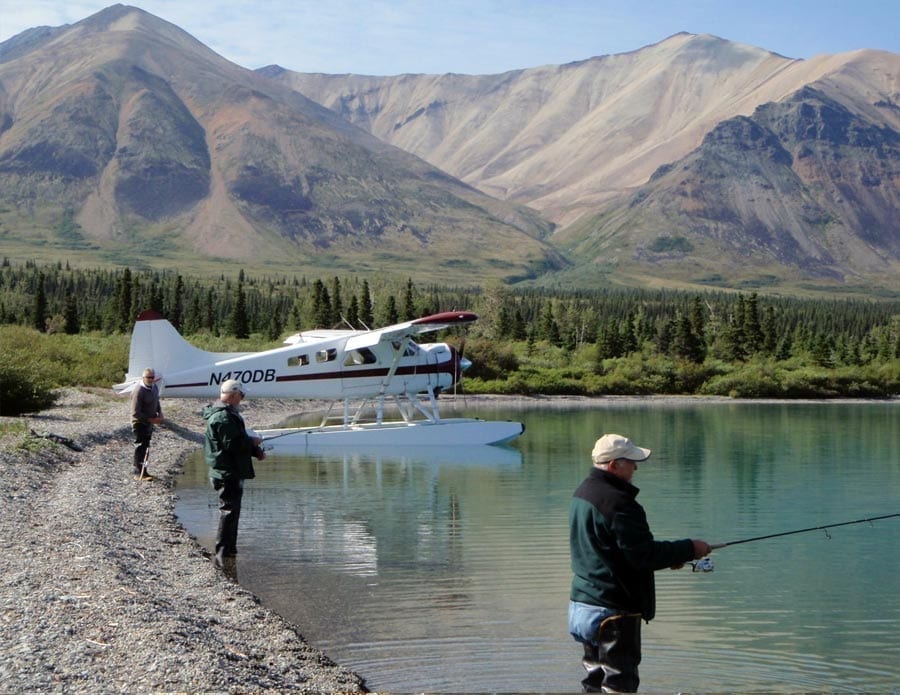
0, 388, 367, 693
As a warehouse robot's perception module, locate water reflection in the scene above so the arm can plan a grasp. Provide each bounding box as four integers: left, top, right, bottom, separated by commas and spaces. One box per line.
176, 401, 900, 693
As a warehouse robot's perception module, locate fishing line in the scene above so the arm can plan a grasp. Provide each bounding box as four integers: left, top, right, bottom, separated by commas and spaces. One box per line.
710, 512, 900, 550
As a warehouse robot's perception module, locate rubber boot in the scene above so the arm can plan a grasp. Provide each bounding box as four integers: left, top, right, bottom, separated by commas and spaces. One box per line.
595, 613, 642, 693
581, 642, 606, 692
213, 478, 243, 558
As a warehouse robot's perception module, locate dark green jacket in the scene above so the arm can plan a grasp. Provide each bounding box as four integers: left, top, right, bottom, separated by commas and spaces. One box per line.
203, 402, 256, 481
569, 467, 694, 621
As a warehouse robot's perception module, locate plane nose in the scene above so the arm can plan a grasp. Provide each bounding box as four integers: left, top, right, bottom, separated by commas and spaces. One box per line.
460, 356, 472, 371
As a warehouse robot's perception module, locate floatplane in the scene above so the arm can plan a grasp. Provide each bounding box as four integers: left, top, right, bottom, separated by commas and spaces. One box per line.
113, 309, 524, 449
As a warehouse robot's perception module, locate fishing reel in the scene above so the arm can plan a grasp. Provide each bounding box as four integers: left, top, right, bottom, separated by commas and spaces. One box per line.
690, 557, 714, 573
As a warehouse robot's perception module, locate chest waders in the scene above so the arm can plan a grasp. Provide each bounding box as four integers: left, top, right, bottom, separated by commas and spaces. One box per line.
580, 612, 642, 693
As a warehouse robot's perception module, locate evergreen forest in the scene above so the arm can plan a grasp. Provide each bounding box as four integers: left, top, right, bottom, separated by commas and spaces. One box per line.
1, 259, 898, 415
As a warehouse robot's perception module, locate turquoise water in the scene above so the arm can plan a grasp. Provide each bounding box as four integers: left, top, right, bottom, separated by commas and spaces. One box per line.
176, 400, 900, 693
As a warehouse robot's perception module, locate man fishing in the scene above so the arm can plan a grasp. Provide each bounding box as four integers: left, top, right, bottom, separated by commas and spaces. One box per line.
568, 433, 712, 693
203, 379, 266, 566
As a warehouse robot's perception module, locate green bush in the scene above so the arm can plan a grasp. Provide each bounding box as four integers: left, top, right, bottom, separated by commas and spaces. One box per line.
460, 338, 520, 380
699, 364, 785, 397
0, 362, 58, 415
0, 327, 131, 415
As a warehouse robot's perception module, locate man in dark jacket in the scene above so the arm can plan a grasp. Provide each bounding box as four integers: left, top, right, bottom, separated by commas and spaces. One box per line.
203, 379, 265, 565
569, 433, 711, 693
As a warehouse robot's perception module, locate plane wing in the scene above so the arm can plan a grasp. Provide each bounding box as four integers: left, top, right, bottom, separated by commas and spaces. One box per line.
344, 311, 477, 351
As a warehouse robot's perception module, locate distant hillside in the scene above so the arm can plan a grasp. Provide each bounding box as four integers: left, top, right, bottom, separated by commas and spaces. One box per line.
0, 4, 561, 283
265, 35, 900, 293
1, 5, 898, 295
551, 85, 900, 291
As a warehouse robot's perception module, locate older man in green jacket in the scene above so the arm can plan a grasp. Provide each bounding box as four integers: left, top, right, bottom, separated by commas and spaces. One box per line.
569, 433, 711, 693
203, 379, 265, 565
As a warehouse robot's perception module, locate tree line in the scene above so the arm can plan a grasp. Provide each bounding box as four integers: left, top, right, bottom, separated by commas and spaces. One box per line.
2, 258, 898, 370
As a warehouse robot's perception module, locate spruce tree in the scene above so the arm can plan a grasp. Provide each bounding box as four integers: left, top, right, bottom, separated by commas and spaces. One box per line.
359, 281, 374, 328
32, 272, 47, 331
63, 294, 80, 334
228, 283, 250, 339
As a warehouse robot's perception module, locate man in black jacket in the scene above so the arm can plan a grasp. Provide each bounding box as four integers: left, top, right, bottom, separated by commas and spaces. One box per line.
569, 433, 711, 693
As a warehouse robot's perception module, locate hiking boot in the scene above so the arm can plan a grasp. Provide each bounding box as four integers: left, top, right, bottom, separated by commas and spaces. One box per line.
135, 471, 155, 481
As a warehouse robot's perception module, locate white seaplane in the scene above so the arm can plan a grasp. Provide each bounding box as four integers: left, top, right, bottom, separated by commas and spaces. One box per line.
113, 309, 524, 449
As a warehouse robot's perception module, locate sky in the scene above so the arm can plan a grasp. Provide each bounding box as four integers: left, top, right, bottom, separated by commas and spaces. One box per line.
1, 0, 898, 76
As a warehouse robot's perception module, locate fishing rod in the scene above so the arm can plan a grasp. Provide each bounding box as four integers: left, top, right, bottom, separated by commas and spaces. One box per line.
686, 512, 899, 573
710, 512, 900, 550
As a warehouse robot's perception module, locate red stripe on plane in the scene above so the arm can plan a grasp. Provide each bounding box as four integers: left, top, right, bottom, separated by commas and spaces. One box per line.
163, 362, 456, 391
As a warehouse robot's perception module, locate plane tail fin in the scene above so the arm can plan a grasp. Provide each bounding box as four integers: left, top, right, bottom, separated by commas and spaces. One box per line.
112, 310, 234, 396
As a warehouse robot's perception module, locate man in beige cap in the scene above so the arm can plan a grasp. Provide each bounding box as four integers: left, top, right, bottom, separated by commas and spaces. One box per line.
568, 433, 711, 692
203, 379, 266, 566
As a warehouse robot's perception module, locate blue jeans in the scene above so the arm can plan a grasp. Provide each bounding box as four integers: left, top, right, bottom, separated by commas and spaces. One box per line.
569, 600, 642, 692
569, 600, 617, 645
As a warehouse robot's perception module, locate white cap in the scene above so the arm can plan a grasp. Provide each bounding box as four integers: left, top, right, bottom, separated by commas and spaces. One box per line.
220, 379, 245, 396
591, 434, 651, 464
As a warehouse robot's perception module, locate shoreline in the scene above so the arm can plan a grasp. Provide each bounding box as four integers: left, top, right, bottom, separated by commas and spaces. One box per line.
0, 388, 367, 693
2, 389, 896, 692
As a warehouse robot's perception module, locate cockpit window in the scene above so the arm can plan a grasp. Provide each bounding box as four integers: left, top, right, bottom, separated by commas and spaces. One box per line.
287, 354, 309, 367
391, 340, 419, 357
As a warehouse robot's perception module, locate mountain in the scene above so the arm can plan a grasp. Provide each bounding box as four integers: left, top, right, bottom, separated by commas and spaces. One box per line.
552, 83, 900, 291
0, 4, 561, 283
2, 7, 898, 295
264, 34, 900, 293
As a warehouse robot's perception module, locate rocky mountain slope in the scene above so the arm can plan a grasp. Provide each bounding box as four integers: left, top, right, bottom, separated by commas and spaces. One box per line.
553, 84, 900, 290
1, 5, 898, 294
267, 35, 900, 292
0, 5, 560, 283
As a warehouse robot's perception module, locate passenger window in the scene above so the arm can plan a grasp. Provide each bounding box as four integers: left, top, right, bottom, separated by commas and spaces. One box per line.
287, 354, 309, 367
316, 348, 337, 363
343, 348, 377, 366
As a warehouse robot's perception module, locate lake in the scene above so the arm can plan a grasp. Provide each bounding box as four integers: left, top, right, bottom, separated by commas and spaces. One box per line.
176, 399, 899, 693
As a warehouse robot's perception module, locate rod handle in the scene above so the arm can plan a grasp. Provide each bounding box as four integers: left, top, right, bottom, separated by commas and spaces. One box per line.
709, 542, 729, 550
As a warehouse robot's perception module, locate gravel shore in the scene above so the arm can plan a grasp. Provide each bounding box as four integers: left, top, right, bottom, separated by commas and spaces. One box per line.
0, 388, 368, 694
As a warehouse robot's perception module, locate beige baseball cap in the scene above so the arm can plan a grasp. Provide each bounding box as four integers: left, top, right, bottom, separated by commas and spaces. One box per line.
220, 379, 245, 396
591, 434, 651, 463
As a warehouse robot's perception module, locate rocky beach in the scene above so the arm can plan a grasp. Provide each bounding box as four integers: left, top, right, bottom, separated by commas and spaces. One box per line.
0, 388, 367, 694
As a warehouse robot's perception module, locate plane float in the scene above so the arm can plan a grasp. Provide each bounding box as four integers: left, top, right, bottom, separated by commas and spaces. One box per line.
113, 309, 524, 449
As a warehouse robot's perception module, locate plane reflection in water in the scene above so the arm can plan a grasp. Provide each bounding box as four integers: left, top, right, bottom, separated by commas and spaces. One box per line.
231, 445, 523, 579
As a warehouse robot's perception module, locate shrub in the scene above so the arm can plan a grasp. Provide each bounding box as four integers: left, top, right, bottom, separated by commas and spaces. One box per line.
459, 338, 520, 380
699, 365, 785, 398
0, 363, 58, 415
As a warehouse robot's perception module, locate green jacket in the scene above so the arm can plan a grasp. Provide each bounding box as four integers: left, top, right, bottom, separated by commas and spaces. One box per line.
203, 402, 256, 481
569, 468, 694, 621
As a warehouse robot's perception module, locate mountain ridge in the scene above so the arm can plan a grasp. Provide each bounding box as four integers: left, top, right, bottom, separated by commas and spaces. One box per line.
265, 33, 900, 292
0, 5, 897, 294
0, 4, 561, 283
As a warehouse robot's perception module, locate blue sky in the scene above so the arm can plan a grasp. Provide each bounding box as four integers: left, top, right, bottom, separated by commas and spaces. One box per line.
1, 0, 898, 75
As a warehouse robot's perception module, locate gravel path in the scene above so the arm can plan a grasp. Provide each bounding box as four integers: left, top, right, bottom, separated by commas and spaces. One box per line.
0, 388, 367, 694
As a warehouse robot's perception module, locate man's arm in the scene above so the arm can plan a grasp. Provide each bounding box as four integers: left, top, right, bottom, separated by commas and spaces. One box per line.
613, 505, 697, 571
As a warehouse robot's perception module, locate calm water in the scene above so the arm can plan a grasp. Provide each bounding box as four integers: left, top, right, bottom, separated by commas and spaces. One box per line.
176, 401, 900, 693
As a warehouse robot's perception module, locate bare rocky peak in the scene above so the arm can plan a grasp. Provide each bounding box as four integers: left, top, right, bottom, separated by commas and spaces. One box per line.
0, 4, 561, 283
1, 6, 897, 292
269, 34, 898, 226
